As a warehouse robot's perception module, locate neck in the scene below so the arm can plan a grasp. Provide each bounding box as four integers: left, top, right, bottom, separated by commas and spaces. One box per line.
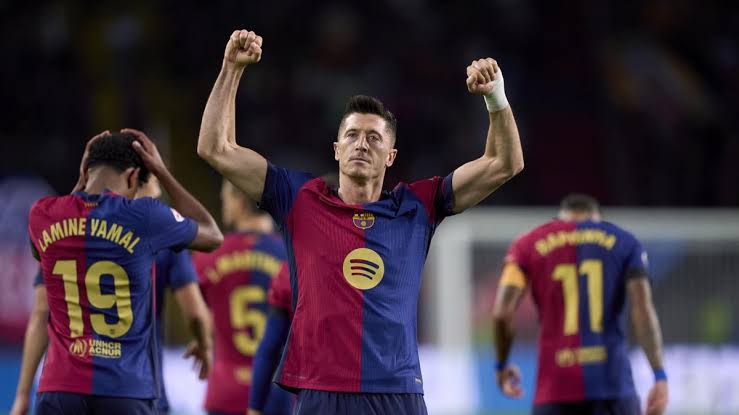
232, 215, 272, 234
337, 173, 384, 205
84, 171, 129, 196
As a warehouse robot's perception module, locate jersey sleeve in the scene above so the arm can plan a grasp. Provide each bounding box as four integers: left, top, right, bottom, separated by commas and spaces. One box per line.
407, 173, 456, 225
166, 251, 199, 290
140, 198, 198, 254
190, 252, 210, 297
259, 162, 314, 227
625, 238, 649, 280
500, 236, 530, 289
268, 264, 292, 313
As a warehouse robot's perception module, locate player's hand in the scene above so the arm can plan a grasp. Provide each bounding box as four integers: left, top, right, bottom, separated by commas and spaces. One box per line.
184, 339, 213, 380
247, 410, 262, 415
72, 130, 111, 192
10, 394, 30, 415
124, 128, 167, 176
645, 380, 668, 415
224, 30, 262, 68
466, 58, 501, 95
496, 363, 524, 398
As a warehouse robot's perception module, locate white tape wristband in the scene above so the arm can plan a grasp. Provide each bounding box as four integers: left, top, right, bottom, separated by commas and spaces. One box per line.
482, 69, 510, 112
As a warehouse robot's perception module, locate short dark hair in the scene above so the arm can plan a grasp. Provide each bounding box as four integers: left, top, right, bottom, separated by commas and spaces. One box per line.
340, 95, 398, 144
86, 133, 150, 185
560, 193, 600, 213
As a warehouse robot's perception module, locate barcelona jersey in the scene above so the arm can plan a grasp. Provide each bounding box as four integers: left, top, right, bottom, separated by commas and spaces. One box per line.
501, 219, 649, 404
268, 259, 293, 317
193, 231, 287, 414
259, 163, 455, 394
27, 191, 197, 399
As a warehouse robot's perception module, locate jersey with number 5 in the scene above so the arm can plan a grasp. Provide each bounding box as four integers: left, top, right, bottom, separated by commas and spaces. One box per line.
501, 219, 648, 404
193, 231, 287, 414
28, 191, 197, 399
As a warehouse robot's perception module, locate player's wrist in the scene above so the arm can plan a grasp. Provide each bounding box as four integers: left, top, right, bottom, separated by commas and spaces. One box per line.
495, 359, 509, 371
222, 59, 247, 73
482, 69, 509, 113
653, 367, 667, 382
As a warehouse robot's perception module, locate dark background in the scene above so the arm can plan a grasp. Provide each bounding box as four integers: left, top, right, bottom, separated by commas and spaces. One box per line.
1, 0, 738, 211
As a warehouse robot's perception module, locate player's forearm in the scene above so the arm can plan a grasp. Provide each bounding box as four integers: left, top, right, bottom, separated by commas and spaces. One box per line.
197, 62, 243, 160
186, 312, 213, 353
493, 316, 515, 365
155, 168, 223, 249
249, 309, 290, 410
15, 314, 48, 397
632, 303, 665, 370
484, 107, 524, 174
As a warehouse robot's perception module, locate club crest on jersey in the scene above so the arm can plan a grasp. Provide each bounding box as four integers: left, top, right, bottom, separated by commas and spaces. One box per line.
69, 339, 89, 358
342, 248, 385, 290
352, 211, 375, 229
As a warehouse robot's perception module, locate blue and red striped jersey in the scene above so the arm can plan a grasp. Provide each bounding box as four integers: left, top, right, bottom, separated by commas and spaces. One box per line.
259, 163, 455, 393
502, 219, 648, 404
27, 191, 197, 399
193, 231, 287, 414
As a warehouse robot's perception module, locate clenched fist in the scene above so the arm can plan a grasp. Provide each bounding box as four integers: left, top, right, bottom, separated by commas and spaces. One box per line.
466, 58, 501, 95
224, 29, 263, 68
466, 58, 509, 112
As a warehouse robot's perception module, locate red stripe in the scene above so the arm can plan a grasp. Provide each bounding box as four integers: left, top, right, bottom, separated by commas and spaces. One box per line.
278, 196, 365, 391
30, 195, 95, 394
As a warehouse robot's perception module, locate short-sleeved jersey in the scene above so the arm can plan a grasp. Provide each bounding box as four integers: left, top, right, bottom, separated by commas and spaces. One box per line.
501, 219, 648, 404
193, 231, 287, 414
259, 163, 455, 394
153, 249, 199, 411
268, 265, 292, 317
27, 191, 197, 399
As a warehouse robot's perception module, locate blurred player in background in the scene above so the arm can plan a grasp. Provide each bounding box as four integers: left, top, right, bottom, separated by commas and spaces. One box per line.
492, 194, 668, 415
10, 174, 213, 415
248, 248, 293, 415
193, 179, 292, 415
26, 130, 222, 415
197, 29, 523, 414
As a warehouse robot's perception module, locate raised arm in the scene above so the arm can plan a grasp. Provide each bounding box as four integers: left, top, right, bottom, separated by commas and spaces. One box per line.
451, 59, 524, 213
627, 278, 668, 415
11, 286, 49, 415
197, 29, 268, 202
127, 128, 223, 252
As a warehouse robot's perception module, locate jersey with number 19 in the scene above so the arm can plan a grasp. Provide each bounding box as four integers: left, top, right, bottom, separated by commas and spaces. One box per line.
501, 219, 648, 404
27, 191, 197, 399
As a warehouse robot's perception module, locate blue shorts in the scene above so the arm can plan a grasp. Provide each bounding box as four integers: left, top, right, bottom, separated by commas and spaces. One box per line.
36, 391, 155, 415
533, 396, 641, 415
294, 389, 427, 415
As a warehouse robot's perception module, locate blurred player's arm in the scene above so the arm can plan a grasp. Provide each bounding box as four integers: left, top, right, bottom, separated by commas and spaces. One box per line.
198, 30, 268, 203
450, 59, 524, 213
248, 307, 291, 414
175, 283, 213, 380
627, 278, 668, 415
492, 263, 526, 398
126, 128, 223, 252
10, 286, 49, 415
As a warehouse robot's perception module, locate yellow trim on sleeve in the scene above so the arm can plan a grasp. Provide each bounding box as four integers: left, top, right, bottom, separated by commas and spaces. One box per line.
500, 263, 527, 289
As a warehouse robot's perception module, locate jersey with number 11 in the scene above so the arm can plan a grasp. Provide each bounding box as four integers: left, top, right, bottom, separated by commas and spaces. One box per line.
501, 219, 649, 404
28, 191, 197, 399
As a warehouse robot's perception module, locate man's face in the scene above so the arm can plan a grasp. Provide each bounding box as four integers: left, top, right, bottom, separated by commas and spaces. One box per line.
334, 113, 397, 181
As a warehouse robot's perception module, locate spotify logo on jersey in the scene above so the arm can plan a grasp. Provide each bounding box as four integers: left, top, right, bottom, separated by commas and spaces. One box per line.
342, 248, 385, 290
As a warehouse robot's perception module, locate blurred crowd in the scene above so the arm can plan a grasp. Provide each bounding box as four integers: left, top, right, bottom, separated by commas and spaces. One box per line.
1, 0, 737, 207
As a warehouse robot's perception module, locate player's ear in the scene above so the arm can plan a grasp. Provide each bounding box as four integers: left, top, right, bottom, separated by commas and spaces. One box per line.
333, 141, 340, 161
386, 148, 397, 167
125, 167, 140, 193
